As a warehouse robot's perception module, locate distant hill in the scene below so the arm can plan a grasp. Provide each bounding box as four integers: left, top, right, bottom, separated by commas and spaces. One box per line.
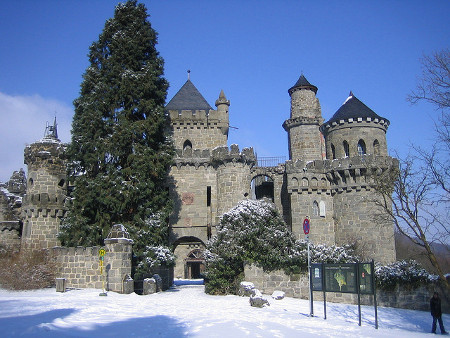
395, 231, 450, 274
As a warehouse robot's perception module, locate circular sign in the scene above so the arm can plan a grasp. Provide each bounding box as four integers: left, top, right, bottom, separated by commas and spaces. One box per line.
303, 218, 310, 235
99, 249, 106, 257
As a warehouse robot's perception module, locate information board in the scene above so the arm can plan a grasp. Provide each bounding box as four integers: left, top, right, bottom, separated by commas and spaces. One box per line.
358, 263, 374, 294
311, 263, 323, 291
324, 264, 357, 293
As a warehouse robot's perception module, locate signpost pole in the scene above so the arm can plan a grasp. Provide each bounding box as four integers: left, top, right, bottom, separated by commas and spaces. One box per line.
308, 237, 313, 317
372, 260, 378, 329
357, 262, 361, 326
322, 263, 326, 320
303, 216, 313, 317
99, 248, 107, 297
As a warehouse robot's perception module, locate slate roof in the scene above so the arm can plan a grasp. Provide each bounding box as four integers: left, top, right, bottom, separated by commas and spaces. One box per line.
325, 93, 389, 125
288, 74, 318, 94
165, 80, 212, 111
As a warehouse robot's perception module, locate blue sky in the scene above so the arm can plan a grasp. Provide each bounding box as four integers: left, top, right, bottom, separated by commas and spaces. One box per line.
0, 0, 449, 182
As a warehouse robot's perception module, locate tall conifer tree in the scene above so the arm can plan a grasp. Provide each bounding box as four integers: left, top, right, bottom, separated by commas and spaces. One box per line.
60, 1, 174, 274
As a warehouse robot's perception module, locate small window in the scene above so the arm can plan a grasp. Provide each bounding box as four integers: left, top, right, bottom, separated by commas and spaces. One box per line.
373, 140, 380, 156
343, 141, 350, 157
313, 201, 319, 217
183, 140, 192, 150
357, 140, 366, 156
319, 201, 326, 217
331, 144, 336, 160
207, 186, 211, 207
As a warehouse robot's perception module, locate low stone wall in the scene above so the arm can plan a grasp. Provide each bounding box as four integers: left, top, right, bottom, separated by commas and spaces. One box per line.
51, 236, 133, 293
244, 264, 449, 313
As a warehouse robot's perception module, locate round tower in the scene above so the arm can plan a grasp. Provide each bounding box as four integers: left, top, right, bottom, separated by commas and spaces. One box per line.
283, 74, 324, 162
320, 92, 389, 160
213, 145, 256, 217
320, 93, 395, 264
22, 120, 67, 249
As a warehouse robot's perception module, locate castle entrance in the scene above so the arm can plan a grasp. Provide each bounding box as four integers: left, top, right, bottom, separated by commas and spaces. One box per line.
185, 249, 205, 279
173, 237, 206, 279
251, 174, 274, 202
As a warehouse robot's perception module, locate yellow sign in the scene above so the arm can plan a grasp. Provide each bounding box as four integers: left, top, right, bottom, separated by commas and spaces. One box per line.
99, 249, 106, 257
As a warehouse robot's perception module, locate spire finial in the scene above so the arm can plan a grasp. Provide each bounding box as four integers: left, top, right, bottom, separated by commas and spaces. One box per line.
187, 69, 191, 80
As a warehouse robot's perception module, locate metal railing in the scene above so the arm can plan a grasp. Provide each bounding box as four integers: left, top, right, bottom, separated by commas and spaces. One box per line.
256, 156, 286, 167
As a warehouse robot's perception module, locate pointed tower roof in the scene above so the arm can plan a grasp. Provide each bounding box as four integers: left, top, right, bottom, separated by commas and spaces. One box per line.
326, 92, 388, 125
165, 79, 212, 111
288, 74, 318, 95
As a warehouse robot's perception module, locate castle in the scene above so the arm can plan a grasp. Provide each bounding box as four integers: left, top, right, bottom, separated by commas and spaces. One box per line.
0, 74, 397, 280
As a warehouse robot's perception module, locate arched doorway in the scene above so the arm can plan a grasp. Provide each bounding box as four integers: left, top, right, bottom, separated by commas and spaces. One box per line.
251, 174, 274, 202
185, 249, 205, 279
173, 236, 206, 279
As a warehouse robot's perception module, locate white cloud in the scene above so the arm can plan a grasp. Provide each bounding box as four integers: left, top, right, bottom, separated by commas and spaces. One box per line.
0, 92, 73, 183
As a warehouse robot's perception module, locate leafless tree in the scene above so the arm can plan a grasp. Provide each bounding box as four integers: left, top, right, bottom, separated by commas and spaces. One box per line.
408, 49, 450, 109
371, 49, 449, 288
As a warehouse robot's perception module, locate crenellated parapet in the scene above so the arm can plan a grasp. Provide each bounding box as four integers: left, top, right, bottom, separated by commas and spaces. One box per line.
321, 115, 389, 134
285, 155, 397, 194
211, 144, 257, 167
24, 139, 66, 173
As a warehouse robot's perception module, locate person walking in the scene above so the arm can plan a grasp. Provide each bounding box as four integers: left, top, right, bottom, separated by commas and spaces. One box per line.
431, 292, 447, 334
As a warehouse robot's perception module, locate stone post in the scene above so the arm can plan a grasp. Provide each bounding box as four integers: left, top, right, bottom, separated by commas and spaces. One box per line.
104, 224, 134, 293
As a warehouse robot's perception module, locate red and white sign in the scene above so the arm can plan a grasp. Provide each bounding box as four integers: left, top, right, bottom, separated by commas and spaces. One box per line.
303, 218, 310, 235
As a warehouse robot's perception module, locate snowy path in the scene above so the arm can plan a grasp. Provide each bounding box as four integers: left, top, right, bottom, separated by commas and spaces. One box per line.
0, 282, 446, 337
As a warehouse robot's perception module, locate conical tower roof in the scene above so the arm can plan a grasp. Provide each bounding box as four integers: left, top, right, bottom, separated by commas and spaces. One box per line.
288, 74, 318, 95
165, 79, 212, 111
325, 92, 388, 125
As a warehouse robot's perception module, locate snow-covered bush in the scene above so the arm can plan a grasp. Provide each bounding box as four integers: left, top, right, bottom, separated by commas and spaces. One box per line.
138, 245, 175, 270
205, 199, 363, 294
375, 260, 439, 290
205, 199, 299, 294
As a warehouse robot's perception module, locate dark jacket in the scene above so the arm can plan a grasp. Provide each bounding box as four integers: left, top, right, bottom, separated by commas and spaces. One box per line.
431, 295, 442, 317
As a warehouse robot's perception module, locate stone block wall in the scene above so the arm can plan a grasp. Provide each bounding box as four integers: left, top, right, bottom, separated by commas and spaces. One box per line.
51, 237, 133, 293
0, 222, 21, 249
244, 264, 449, 313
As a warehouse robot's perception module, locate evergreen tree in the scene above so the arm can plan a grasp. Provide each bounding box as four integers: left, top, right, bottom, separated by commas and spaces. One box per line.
60, 0, 174, 275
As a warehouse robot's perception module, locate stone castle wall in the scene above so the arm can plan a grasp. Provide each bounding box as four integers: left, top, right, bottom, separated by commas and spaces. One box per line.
51, 237, 133, 293
168, 109, 228, 150
244, 264, 449, 313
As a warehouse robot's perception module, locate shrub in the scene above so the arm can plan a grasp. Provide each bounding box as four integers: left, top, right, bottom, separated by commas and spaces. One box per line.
0, 249, 57, 290
375, 260, 439, 290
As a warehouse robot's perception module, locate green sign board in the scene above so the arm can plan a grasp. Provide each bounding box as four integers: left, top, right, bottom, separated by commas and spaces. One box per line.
311, 263, 323, 291
358, 263, 374, 294
324, 264, 357, 293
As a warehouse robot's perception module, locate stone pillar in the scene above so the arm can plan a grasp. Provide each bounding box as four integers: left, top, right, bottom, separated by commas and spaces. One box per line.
104, 224, 134, 293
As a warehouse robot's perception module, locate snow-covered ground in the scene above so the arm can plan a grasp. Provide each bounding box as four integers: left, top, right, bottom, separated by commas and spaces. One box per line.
0, 280, 447, 337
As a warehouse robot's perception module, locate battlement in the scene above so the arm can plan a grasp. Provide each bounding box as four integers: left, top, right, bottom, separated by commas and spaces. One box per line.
173, 145, 256, 168
211, 145, 256, 166
168, 109, 228, 122
23, 193, 66, 207
321, 116, 389, 133
286, 155, 397, 193
24, 139, 66, 169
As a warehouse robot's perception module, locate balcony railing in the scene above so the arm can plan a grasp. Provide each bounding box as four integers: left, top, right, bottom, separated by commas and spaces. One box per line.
256, 156, 286, 167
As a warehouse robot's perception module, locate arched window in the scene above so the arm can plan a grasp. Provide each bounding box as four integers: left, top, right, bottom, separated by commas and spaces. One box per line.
357, 140, 366, 156
331, 144, 336, 160
183, 140, 192, 151
313, 201, 319, 217
343, 141, 350, 157
319, 201, 326, 217
373, 140, 380, 156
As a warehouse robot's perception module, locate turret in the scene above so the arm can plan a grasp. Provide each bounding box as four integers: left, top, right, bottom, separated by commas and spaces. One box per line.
320, 92, 389, 160
165, 77, 229, 149
283, 74, 324, 162
22, 119, 67, 249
